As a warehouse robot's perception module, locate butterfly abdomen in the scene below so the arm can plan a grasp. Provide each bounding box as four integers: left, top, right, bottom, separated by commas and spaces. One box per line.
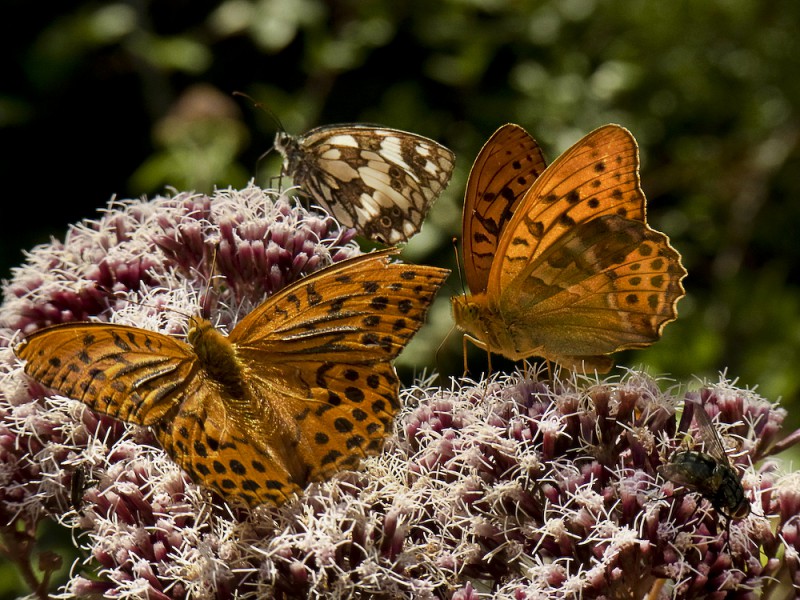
187, 317, 246, 399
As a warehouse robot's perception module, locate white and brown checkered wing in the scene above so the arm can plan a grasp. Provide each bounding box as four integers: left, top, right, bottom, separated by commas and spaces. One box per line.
275, 124, 455, 244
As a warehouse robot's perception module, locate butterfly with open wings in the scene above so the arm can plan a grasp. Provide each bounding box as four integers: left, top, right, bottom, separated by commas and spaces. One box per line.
16, 249, 449, 507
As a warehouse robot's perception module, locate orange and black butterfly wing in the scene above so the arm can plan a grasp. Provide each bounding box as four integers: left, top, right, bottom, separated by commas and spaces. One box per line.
16, 322, 197, 426
495, 214, 684, 370
462, 124, 547, 294
490, 124, 648, 295
15, 322, 298, 506
229, 249, 449, 485
149, 372, 304, 507
17, 250, 450, 508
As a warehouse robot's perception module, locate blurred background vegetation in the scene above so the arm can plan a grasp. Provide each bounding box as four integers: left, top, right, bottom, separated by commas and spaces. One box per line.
3, 0, 800, 595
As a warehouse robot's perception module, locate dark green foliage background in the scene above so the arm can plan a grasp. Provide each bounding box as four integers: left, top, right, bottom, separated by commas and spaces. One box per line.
5, 0, 800, 420
2, 0, 800, 594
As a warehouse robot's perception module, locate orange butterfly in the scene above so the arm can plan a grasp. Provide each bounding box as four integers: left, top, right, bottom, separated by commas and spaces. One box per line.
452, 124, 686, 372
16, 249, 449, 507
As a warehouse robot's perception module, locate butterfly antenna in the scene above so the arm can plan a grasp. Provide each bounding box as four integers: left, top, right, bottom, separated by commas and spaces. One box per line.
451, 237, 467, 297
232, 91, 286, 186
232, 90, 285, 133
433, 320, 459, 385
200, 243, 221, 319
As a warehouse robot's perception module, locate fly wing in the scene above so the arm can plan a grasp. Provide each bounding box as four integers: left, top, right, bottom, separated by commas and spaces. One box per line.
687, 400, 731, 465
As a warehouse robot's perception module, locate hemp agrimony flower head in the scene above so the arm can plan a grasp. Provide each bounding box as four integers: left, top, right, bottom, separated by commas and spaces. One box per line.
0, 185, 361, 595
2, 185, 800, 599
395, 370, 800, 599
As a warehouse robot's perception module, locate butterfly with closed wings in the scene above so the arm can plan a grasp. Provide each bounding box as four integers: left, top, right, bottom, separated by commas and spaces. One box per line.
275, 124, 455, 245
16, 249, 449, 507
452, 124, 687, 373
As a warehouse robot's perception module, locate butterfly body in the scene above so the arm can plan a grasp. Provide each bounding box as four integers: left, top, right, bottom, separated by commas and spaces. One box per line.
275, 124, 455, 244
188, 316, 247, 398
17, 250, 449, 507
453, 123, 686, 372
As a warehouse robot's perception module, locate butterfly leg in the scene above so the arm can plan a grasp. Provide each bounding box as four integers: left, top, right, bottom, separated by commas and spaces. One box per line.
462, 333, 492, 377
523, 358, 549, 383
269, 172, 285, 193
461, 334, 469, 376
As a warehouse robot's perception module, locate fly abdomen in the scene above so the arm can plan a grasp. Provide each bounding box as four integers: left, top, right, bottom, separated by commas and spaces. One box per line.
712, 463, 751, 520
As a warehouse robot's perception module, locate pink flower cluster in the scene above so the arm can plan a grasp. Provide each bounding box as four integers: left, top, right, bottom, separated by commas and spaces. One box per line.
1, 185, 799, 599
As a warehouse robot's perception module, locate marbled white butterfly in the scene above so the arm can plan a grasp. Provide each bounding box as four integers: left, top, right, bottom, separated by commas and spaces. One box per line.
275, 124, 455, 244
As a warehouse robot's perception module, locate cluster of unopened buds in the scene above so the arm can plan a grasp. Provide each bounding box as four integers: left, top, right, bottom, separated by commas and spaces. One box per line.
1, 185, 799, 599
